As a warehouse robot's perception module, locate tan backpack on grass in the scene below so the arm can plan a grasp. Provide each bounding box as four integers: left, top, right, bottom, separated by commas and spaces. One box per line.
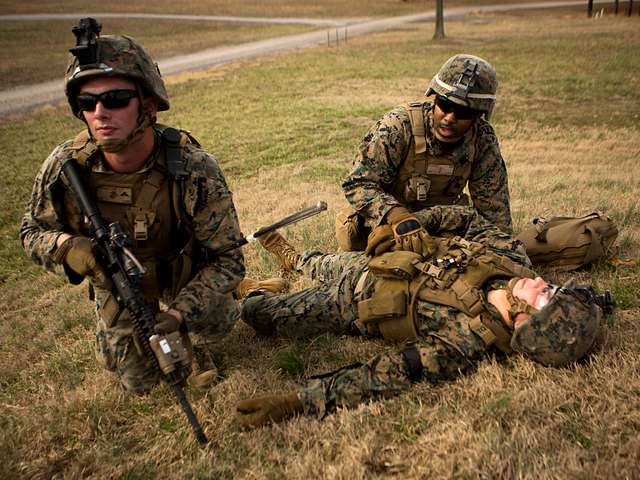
516, 213, 618, 271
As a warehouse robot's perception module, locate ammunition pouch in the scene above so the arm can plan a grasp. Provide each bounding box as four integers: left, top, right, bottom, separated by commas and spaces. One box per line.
357, 277, 418, 342
368, 250, 422, 280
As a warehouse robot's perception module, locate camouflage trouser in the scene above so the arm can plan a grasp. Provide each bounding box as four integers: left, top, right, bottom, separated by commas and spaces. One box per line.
94, 288, 239, 394
242, 251, 374, 338
241, 250, 488, 417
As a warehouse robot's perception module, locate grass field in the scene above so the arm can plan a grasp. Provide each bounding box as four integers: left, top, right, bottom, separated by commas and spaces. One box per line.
0, 0, 612, 90
0, 7, 639, 480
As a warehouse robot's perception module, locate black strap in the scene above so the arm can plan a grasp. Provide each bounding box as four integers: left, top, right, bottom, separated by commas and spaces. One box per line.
162, 127, 188, 180
401, 346, 423, 382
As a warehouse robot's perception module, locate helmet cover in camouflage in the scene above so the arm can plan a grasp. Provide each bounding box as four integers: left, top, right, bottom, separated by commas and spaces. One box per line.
510, 279, 603, 367
65, 34, 169, 117
426, 54, 498, 116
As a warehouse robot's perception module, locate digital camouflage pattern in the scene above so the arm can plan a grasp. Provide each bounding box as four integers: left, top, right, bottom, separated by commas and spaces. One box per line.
511, 279, 603, 367
20, 127, 244, 392
65, 35, 170, 117
342, 101, 512, 234
242, 208, 529, 417
426, 54, 498, 114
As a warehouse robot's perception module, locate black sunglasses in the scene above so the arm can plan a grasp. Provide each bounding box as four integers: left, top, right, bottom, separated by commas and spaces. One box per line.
434, 95, 479, 120
76, 89, 138, 111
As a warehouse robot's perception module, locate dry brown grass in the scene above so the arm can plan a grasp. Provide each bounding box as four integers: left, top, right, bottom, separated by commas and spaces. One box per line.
1, 8, 639, 480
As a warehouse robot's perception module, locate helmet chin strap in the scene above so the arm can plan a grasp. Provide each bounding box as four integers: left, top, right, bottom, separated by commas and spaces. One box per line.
505, 277, 539, 325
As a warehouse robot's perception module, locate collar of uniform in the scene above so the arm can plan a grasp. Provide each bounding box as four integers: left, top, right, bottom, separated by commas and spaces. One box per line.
425, 102, 476, 165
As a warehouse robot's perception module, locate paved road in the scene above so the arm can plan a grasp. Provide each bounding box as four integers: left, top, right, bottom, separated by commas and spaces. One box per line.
0, 1, 606, 118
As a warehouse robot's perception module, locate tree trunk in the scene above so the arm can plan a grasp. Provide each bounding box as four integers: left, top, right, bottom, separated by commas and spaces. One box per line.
587, 0, 594, 17
433, 0, 445, 40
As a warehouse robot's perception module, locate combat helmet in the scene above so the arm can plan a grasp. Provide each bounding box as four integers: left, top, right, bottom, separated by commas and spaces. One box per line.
426, 54, 497, 118
510, 280, 614, 367
64, 18, 169, 117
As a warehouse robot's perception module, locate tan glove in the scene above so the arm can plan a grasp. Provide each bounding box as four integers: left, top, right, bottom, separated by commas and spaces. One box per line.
386, 207, 434, 257
236, 391, 304, 429
154, 311, 182, 334
364, 224, 395, 256
53, 235, 110, 289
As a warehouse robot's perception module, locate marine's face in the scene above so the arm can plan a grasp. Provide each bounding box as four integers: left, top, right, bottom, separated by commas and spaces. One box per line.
79, 76, 140, 145
511, 276, 558, 329
432, 95, 478, 143
512, 277, 558, 310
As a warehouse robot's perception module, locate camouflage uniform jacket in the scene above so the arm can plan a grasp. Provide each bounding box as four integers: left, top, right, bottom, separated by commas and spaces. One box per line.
20, 126, 245, 326
342, 101, 512, 233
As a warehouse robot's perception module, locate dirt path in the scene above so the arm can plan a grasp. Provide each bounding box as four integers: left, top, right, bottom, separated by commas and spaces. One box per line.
0, 1, 603, 118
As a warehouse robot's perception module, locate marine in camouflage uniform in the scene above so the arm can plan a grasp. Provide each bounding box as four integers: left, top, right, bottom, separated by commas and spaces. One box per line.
337, 54, 512, 255
20, 21, 244, 393
237, 209, 610, 426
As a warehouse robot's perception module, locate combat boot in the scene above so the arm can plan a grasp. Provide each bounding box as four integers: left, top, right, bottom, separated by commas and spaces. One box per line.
258, 231, 299, 271
236, 277, 287, 299
189, 344, 218, 389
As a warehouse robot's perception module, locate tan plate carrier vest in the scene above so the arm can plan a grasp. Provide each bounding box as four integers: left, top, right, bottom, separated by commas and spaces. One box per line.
357, 237, 536, 353
390, 102, 474, 211
63, 125, 196, 302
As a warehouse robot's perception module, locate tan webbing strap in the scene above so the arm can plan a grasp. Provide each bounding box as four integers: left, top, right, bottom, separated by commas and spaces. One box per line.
475, 313, 513, 354
406, 103, 427, 156
469, 315, 497, 346
71, 130, 98, 167
497, 255, 536, 279
132, 169, 164, 241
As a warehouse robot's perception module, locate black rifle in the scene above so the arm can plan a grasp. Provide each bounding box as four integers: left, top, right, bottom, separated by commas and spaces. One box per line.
61, 157, 208, 446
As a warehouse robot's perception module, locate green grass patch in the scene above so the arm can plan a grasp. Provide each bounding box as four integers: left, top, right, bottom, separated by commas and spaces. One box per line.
481, 393, 512, 416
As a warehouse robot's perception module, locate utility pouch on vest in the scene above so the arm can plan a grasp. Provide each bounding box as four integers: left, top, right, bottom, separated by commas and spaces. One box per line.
368, 251, 422, 280
357, 278, 418, 342
335, 206, 369, 252
405, 174, 431, 203
516, 212, 618, 271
